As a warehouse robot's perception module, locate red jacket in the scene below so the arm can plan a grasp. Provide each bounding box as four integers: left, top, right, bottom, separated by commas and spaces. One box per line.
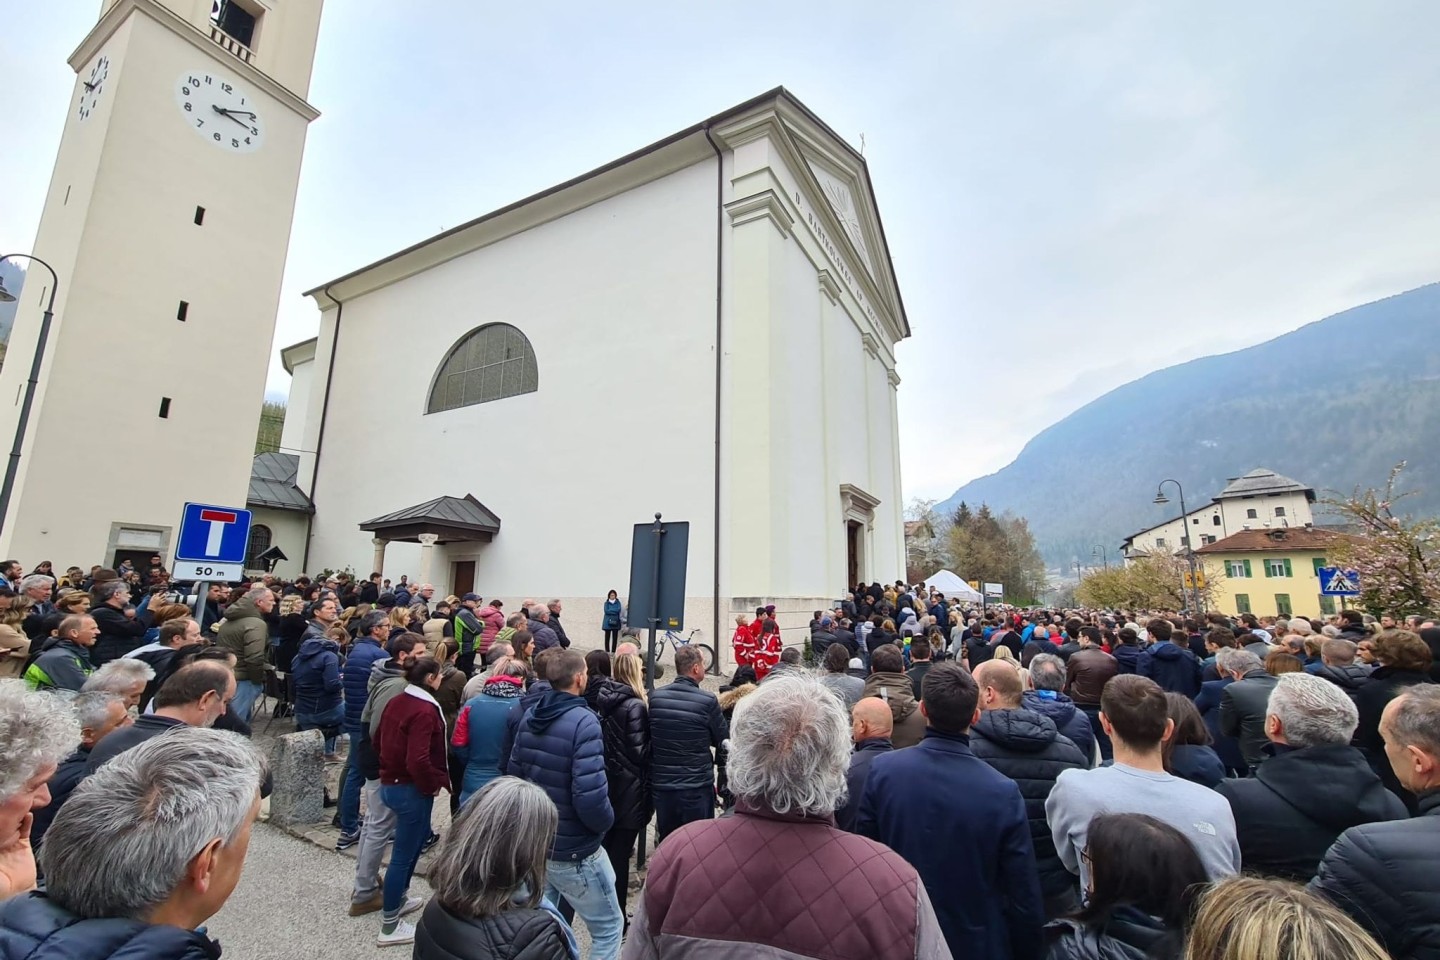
733, 626, 757, 667
376, 686, 450, 796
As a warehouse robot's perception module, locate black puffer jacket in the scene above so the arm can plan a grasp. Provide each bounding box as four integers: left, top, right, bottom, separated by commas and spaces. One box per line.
1044, 908, 1177, 960
595, 677, 651, 830
1310, 791, 1440, 960
0, 892, 220, 959
1314, 661, 1372, 695
1217, 743, 1408, 881
648, 676, 727, 791
969, 706, 1088, 898
414, 898, 575, 960
1354, 667, 1433, 809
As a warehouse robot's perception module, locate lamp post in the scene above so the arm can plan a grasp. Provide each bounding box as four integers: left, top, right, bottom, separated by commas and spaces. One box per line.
1153, 479, 1202, 614
0, 254, 61, 539
1092, 544, 1109, 569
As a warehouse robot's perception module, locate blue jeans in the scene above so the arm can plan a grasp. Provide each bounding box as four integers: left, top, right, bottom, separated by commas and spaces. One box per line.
379, 783, 432, 918
231, 679, 263, 723
545, 847, 623, 960
339, 731, 364, 834
295, 703, 345, 754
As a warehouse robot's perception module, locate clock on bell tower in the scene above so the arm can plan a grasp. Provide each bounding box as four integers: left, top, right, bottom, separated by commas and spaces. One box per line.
0, 0, 324, 567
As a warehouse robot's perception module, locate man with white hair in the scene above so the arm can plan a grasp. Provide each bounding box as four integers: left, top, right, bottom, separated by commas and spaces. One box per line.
1217, 672, 1407, 880
0, 680, 79, 899
623, 672, 950, 960
30, 691, 131, 851
0, 727, 266, 957
81, 657, 155, 710
18, 574, 56, 641
84, 661, 236, 775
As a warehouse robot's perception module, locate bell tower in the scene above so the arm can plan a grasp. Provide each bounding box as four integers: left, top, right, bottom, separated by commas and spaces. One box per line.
0, 0, 323, 567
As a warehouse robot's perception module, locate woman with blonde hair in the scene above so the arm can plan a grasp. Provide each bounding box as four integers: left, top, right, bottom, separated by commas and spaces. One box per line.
55, 591, 89, 616
596, 650, 650, 917
0, 593, 31, 680
387, 604, 412, 640
1183, 876, 1388, 960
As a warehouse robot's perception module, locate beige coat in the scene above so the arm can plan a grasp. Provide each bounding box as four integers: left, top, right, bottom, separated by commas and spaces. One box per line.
0, 623, 31, 679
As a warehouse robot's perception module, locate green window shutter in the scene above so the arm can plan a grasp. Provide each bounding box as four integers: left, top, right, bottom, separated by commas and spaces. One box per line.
1283, 559, 1293, 577
1243, 559, 1252, 578
1313, 557, 1325, 576
1262, 558, 1272, 578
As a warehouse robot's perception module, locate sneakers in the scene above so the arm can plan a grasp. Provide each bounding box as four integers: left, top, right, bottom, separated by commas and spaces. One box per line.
421, 831, 440, 854
335, 831, 360, 851
376, 920, 416, 947
401, 896, 425, 917
323, 753, 343, 763
348, 894, 382, 917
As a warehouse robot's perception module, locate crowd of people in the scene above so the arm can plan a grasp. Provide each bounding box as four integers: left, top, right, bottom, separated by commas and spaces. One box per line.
1, 562, 1438, 960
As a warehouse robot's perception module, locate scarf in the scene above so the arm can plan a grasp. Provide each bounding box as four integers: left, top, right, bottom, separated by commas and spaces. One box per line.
483, 675, 525, 699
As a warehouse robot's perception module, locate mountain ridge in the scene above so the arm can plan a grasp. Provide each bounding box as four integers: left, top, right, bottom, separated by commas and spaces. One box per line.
936, 281, 1440, 564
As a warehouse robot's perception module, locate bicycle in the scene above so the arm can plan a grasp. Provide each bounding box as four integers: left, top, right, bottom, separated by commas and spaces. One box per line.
649, 627, 714, 673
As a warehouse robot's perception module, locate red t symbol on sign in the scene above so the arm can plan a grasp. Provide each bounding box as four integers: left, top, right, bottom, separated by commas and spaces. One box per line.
199, 509, 238, 557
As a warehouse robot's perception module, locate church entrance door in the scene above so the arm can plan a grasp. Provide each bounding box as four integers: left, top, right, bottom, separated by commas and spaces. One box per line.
452, 560, 475, 597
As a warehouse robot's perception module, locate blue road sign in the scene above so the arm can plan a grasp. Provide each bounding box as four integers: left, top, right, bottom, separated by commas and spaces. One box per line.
1318, 567, 1361, 597
176, 502, 253, 565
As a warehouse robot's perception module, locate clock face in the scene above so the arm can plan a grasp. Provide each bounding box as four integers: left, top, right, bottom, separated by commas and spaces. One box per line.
77, 55, 109, 122
175, 70, 264, 153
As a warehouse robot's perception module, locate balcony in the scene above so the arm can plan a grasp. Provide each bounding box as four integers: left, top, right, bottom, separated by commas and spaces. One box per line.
209, 25, 254, 65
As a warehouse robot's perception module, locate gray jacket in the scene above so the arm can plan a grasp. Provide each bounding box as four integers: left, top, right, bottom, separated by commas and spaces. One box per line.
1220, 669, 1281, 769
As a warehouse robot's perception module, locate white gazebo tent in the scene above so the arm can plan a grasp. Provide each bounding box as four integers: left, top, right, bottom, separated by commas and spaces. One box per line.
922, 569, 984, 603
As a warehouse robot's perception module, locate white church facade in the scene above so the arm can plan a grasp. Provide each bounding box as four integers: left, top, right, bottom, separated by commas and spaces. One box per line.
280, 88, 910, 651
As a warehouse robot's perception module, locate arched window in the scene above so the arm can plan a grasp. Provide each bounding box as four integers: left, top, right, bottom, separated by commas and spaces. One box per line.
246, 523, 272, 569
427, 323, 538, 414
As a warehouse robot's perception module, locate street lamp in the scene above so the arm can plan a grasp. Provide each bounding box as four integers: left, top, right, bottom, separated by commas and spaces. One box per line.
1154, 479, 1202, 614
1092, 544, 1109, 569
0, 254, 61, 539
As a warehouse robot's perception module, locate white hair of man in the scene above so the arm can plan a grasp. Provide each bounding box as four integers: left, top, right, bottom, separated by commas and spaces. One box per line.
1266, 672, 1359, 747
93, 580, 129, 604
1029, 653, 1066, 692
18, 573, 55, 593
726, 671, 851, 817
40, 727, 266, 920
1217, 647, 1262, 675
82, 658, 155, 695
72, 690, 126, 733
0, 679, 80, 801
244, 585, 272, 603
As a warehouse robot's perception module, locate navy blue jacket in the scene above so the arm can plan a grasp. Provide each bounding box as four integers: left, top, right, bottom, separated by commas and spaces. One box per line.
836, 737, 892, 832
858, 729, 1045, 960
292, 635, 342, 716
341, 637, 389, 734
1169, 743, 1226, 788
1112, 644, 1142, 676
1137, 642, 1203, 697
648, 676, 728, 791
1023, 691, 1095, 766
1194, 677, 1246, 776
508, 690, 614, 860
499, 680, 551, 776
0, 892, 221, 959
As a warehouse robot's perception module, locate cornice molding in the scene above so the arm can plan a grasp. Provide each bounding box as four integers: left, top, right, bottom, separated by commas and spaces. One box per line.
724, 190, 795, 239
817, 270, 841, 304
886, 367, 901, 387
861, 332, 880, 359
70, 0, 320, 122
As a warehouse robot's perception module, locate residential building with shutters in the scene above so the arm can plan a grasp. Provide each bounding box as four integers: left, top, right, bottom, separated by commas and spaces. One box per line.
1120, 468, 1317, 560
1194, 527, 1352, 619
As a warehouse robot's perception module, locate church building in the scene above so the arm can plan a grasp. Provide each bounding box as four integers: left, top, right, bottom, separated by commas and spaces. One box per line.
279, 87, 911, 651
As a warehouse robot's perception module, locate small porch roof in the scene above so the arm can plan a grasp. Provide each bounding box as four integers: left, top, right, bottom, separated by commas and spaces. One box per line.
359, 494, 501, 544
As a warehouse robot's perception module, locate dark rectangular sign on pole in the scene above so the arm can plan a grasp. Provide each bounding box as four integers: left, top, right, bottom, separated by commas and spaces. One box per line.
626, 517, 689, 634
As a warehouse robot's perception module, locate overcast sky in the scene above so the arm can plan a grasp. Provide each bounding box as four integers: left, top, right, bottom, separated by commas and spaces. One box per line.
5, 2, 1439, 501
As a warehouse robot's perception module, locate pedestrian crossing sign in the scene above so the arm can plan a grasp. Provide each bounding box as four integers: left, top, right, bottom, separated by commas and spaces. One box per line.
1318, 567, 1361, 597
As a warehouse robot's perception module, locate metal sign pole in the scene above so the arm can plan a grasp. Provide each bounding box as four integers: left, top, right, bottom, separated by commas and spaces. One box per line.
192, 580, 208, 631
645, 513, 663, 694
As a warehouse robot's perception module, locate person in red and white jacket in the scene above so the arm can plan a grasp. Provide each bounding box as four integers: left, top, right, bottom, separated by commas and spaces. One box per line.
753, 618, 783, 681
732, 614, 757, 670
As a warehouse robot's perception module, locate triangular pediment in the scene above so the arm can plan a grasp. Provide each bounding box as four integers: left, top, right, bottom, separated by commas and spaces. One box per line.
805, 158, 877, 278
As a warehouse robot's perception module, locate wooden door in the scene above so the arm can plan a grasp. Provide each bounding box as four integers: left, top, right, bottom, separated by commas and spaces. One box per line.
452, 560, 475, 597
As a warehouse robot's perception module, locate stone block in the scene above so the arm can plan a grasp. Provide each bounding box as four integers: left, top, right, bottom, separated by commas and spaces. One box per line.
268, 728, 326, 827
